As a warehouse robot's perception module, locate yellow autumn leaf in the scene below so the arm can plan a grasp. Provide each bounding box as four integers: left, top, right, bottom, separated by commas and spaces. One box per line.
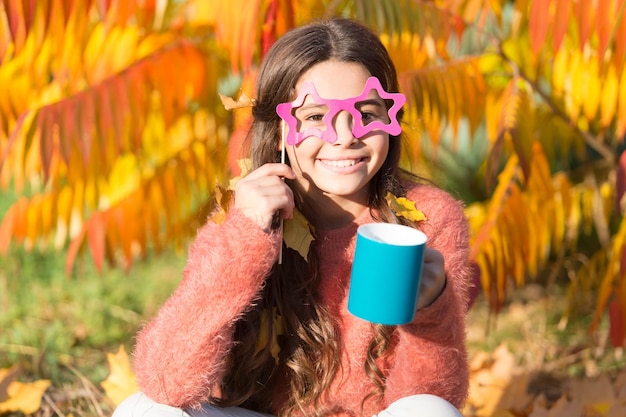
464, 343, 516, 417
219, 91, 256, 110
0, 366, 50, 415
254, 307, 285, 364
0, 366, 20, 402
385, 192, 427, 223
101, 345, 139, 406
284, 209, 314, 260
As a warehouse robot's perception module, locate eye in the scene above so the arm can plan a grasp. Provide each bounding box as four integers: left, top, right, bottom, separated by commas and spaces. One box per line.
360, 111, 376, 121
306, 113, 325, 122
358, 104, 388, 125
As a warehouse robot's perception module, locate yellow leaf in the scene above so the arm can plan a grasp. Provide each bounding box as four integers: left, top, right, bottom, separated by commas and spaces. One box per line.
0, 370, 50, 415
219, 91, 256, 110
254, 307, 284, 364
101, 345, 139, 406
385, 192, 427, 223
582, 58, 600, 122
465, 343, 516, 416
207, 184, 233, 225
600, 65, 619, 127
283, 209, 314, 260
0, 366, 20, 402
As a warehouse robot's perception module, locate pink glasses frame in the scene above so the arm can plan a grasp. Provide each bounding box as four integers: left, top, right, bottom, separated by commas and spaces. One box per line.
275, 76, 406, 146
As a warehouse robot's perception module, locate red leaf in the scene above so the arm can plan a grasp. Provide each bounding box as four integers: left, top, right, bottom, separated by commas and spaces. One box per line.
228, 115, 253, 176
3, 0, 27, 50
77, 92, 95, 168
38, 107, 55, 183
574, 0, 593, 51
111, 77, 127, 153
617, 150, 626, 214
115, 205, 133, 271
0, 204, 15, 253
59, 100, 77, 165
65, 226, 86, 276
614, 0, 626, 68
87, 211, 106, 273
596, 0, 614, 60
529, 0, 552, 56
0, 111, 28, 171
552, 0, 571, 53
609, 299, 626, 347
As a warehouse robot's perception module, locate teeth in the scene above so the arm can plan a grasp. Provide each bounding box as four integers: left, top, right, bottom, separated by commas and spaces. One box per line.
322, 159, 358, 168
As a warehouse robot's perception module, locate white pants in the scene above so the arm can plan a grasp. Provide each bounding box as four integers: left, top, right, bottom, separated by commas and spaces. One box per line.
112, 392, 463, 417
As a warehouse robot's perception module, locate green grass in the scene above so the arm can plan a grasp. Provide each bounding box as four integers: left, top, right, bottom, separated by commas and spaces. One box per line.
0, 246, 185, 387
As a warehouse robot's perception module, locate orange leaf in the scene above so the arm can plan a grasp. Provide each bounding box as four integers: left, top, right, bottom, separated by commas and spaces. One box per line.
38, 106, 55, 183
57, 100, 75, 165
609, 299, 625, 347
77, 92, 95, 169
0, 204, 14, 253
596, 0, 613, 60
552, 0, 571, 53
574, 0, 594, 51
65, 226, 87, 276
529, 0, 551, 56
614, 0, 626, 68
619, 69, 626, 137
87, 211, 106, 273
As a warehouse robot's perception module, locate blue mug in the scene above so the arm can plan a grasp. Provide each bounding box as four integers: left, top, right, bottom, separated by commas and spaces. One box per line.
348, 223, 427, 325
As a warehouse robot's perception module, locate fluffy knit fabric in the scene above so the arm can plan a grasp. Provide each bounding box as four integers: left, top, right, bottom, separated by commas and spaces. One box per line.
132, 182, 471, 416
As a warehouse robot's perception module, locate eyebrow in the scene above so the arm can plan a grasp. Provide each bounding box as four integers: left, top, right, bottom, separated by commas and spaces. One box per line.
294, 103, 329, 112
355, 98, 385, 107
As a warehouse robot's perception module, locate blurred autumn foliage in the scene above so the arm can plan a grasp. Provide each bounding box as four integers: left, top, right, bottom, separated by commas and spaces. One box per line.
1, 0, 626, 347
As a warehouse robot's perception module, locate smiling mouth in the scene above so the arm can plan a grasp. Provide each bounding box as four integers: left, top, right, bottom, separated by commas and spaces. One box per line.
319, 158, 364, 168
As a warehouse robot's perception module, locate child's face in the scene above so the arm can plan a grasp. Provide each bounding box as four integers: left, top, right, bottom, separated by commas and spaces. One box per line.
282, 60, 392, 211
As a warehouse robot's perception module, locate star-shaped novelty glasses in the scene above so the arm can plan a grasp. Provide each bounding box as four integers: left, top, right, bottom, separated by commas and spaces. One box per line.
276, 76, 405, 146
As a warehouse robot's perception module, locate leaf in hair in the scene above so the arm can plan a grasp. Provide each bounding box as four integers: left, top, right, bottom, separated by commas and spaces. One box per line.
283, 209, 314, 261
385, 192, 427, 223
218, 92, 256, 110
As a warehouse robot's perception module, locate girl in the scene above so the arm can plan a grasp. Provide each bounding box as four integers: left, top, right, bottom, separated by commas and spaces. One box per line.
114, 18, 471, 417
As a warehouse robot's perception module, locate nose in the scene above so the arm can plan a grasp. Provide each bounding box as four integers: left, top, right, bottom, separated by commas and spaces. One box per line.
333, 111, 357, 146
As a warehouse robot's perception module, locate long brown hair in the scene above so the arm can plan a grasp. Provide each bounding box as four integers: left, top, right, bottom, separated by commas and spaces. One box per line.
213, 18, 418, 416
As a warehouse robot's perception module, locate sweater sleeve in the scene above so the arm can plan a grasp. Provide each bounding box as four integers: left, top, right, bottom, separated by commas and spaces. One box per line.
132, 209, 281, 409
383, 185, 471, 409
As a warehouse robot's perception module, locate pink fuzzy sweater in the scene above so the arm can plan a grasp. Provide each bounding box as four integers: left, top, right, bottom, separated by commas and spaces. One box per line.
132, 183, 471, 416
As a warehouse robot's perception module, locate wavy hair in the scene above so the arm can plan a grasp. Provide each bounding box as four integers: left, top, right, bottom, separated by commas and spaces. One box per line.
213, 18, 419, 416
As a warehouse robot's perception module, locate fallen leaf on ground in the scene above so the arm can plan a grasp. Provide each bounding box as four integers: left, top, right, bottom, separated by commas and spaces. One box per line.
101, 345, 139, 406
465, 344, 626, 417
0, 367, 50, 415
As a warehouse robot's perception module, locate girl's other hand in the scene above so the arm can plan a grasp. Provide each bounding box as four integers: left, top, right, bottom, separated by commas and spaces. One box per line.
234, 163, 296, 233
416, 247, 446, 310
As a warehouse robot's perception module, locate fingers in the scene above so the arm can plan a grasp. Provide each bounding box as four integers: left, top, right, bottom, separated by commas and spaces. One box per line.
234, 164, 296, 233
417, 247, 446, 310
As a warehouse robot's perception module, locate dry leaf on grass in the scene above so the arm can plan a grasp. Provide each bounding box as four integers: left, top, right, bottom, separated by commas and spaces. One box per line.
465, 343, 626, 417
101, 345, 139, 406
0, 367, 50, 414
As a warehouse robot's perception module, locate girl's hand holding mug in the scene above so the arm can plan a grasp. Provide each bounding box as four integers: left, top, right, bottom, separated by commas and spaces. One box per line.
234, 163, 296, 233
417, 247, 446, 310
